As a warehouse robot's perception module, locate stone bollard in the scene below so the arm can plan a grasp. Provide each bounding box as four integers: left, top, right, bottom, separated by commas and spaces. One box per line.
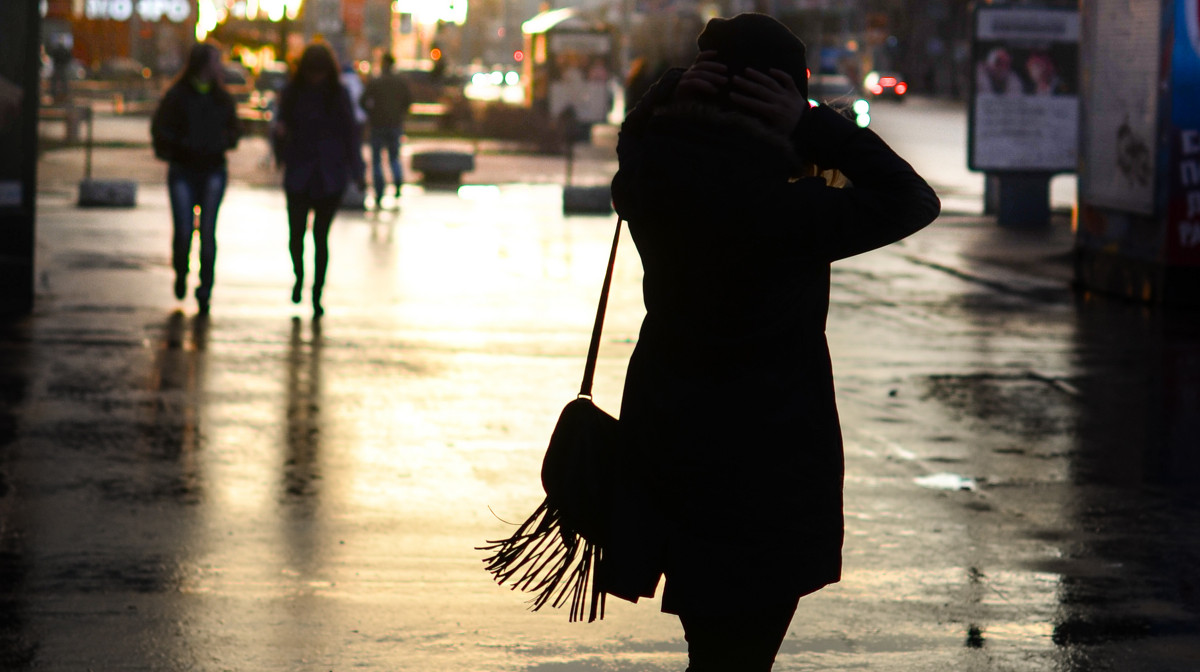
411, 151, 475, 188
562, 186, 613, 214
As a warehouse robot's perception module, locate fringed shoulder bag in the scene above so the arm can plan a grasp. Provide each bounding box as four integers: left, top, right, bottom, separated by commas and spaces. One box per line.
479, 216, 624, 623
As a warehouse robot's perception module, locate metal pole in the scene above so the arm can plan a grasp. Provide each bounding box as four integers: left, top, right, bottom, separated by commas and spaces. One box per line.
84, 106, 94, 181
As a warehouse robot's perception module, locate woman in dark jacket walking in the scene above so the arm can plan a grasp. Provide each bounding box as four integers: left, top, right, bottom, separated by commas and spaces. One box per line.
274, 43, 365, 317
151, 43, 240, 314
605, 14, 940, 671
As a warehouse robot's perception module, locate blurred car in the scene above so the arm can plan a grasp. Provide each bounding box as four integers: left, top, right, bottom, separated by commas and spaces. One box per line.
863, 70, 908, 100
398, 67, 468, 104
244, 61, 289, 121
221, 62, 253, 102
254, 62, 290, 94
91, 57, 152, 81
394, 67, 473, 132
463, 65, 524, 105
238, 62, 290, 134
807, 73, 871, 127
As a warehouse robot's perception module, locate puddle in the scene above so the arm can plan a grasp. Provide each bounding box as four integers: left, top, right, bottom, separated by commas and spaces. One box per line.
914, 472, 977, 491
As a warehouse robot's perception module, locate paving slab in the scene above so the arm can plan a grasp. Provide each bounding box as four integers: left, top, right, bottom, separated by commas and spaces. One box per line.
2, 109, 1197, 672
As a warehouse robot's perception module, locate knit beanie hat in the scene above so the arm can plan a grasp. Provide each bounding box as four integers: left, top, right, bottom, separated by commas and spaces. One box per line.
696, 13, 808, 100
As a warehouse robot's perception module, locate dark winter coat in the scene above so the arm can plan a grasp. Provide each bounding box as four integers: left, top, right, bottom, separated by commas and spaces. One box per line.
275, 84, 364, 198
150, 81, 240, 170
360, 71, 413, 129
604, 69, 940, 616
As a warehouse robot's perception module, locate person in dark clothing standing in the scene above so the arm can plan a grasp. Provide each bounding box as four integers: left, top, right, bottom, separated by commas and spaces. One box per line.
273, 42, 366, 317
604, 14, 940, 670
151, 43, 241, 314
359, 53, 412, 209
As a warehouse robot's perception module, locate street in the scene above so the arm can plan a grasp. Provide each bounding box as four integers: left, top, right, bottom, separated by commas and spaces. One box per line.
1, 98, 1198, 671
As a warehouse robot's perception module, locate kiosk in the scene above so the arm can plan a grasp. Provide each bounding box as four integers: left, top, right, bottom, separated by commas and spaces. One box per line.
1076, 0, 1200, 306
522, 7, 615, 141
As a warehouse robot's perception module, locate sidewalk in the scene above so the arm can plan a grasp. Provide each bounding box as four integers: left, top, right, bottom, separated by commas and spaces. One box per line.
34, 111, 1078, 292
4, 113, 1162, 672
36, 113, 621, 194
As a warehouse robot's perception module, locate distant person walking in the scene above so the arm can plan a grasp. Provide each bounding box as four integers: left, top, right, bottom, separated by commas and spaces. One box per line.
340, 61, 369, 204
359, 53, 412, 209
48, 36, 75, 103
273, 42, 366, 317
150, 42, 241, 314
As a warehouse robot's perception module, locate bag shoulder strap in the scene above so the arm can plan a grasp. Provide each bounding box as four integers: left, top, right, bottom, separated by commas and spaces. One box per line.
579, 216, 623, 398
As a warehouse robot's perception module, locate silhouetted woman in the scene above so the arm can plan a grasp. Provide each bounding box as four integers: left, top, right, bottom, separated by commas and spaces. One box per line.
604, 14, 940, 671
151, 42, 240, 314
274, 42, 365, 317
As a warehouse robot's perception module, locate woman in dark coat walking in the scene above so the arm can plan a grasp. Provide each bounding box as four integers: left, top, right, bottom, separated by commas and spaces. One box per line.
605, 14, 940, 671
151, 43, 240, 314
273, 43, 365, 317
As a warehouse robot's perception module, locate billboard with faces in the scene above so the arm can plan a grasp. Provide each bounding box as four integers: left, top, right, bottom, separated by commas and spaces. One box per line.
968, 6, 1080, 174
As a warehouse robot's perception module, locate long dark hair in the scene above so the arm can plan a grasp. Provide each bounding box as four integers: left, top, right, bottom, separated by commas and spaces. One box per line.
280, 42, 346, 113
294, 43, 342, 92
173, 43, 225, 91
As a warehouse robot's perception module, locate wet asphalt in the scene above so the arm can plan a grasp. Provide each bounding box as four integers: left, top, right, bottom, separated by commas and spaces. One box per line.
2, 100, 1199, 671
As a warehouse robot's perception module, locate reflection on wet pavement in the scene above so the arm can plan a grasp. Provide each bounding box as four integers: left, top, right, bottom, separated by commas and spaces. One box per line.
0, 181, 1198, 670
827, 246, 1200, 672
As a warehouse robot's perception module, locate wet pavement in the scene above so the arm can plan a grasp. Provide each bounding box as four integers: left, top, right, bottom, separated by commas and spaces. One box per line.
2, 100, 1199, 670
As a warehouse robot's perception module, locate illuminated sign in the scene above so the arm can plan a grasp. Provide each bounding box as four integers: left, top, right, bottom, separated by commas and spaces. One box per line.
393, 0, 467, 26
85, 0, 192, 22
195, 0, 304, 40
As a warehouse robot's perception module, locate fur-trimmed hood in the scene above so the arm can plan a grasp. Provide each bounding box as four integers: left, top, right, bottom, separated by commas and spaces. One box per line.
612, 95, 804, 226
646, 99, 803, 178
652, 99, 801, 166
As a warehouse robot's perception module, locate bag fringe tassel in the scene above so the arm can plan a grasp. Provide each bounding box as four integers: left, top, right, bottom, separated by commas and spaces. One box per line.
478, 499, 606, 622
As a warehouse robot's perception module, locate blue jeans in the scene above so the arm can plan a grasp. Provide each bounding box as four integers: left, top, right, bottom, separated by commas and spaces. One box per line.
168, 164, 227, 299
369, 126, 403, 201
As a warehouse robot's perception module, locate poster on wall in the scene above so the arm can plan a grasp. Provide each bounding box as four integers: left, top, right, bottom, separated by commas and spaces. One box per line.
1167, 0, 1200, 265
1080, 0, 1163, 215
968, 6, 1080, 173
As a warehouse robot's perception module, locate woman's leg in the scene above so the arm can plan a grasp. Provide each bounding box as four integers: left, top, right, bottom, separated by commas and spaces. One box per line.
166, 165, 198, 300
309, 193, 340, 316
679, 596, 800, 672
285, 191, 310, 303
194, 168, 228, 310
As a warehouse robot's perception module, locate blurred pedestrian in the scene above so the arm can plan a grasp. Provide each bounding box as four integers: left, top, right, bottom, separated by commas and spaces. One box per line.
605, 14, 940, 670
340, 60, 369, 208
273, 42, 366, 317
359, 53, 412, 209
150, 42, 241, 314
48, 35, 75, 104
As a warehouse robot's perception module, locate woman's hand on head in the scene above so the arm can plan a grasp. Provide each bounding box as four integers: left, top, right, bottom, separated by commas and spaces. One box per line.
674, 51, 728, 101
730, 68, 809, 136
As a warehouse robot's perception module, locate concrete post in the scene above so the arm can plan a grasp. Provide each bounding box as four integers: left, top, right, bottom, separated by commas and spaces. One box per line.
994, 172, 1053, 228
